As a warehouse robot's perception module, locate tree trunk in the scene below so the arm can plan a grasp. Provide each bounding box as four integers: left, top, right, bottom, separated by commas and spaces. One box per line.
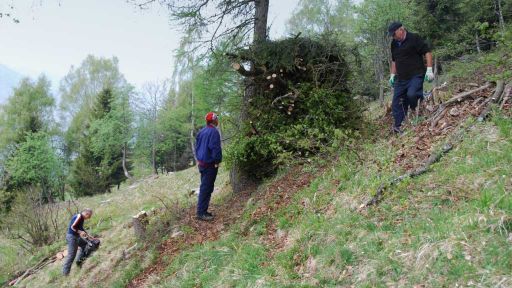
190, 91, 197, 164
122, 143, 132, 179
132, 211, 148, 240
378, 68, 384, 106
475, 33, 481, 54
253, 0, 269, 43
496, 0, 506, 37
230, 0, 269, 193
151, 136, 157, 175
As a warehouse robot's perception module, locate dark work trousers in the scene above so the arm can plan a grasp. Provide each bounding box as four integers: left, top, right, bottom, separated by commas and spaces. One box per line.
62, 233, 87, 275
392, 74, 424, 129
197, 166, 218, 216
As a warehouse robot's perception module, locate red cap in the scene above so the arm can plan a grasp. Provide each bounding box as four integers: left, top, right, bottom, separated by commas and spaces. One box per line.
205, 112, 218, 122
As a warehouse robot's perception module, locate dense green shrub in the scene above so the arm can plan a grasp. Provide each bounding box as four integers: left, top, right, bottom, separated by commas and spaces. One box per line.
226, 37, 363, 179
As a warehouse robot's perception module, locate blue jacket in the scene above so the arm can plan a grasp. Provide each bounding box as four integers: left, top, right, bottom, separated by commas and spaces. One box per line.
195, 124, 222, 166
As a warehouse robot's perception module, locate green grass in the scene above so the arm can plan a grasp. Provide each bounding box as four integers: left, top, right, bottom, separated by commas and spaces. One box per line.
151, 114, 512, 287
4, 114, 510, 287
0, 167, 230, 287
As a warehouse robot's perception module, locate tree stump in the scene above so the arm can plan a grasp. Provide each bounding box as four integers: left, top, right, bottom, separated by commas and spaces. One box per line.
132, 211, 149, 240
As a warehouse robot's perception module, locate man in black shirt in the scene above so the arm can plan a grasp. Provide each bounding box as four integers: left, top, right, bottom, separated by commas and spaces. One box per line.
388, 22, 434, 133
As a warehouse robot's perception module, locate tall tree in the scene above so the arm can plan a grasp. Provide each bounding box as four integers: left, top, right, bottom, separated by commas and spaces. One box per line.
60, 55, 131, 155
0, 76, 55, 148
136, 80, 170, 175
0, 76, 62, 212
70, 87, 132, 196
132, 0, 270, 192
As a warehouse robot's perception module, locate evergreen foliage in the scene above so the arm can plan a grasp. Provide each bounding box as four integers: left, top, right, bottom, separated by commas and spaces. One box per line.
226, 37, 363, 179
70, 87, 130, 196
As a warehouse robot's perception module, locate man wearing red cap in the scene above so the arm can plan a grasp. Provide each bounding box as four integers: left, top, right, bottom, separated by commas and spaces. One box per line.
194, 112, 222, 221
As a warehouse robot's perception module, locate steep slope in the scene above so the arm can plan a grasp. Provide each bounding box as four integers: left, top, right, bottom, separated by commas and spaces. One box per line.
5, 51, 511, 287
138, 113, 511, 287
4, 169, 230, 287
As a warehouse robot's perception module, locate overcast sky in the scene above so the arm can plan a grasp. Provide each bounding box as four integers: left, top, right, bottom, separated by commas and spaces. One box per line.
0, 0, 299, 91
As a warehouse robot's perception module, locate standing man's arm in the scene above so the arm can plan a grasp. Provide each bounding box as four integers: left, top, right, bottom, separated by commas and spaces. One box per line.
425, 52, 433, 68
425, 52, 434, 81
209, 131, 222, 166
389, 61, 397, 86
389, 41, 397, 87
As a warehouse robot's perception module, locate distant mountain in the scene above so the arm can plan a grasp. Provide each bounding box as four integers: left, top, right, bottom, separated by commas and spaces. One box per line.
0, 64, 24, 103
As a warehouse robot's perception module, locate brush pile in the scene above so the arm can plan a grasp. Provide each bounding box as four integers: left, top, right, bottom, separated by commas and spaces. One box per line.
226, 36, 362, 179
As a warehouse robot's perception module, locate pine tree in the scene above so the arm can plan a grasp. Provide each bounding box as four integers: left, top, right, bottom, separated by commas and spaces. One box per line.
70, 87, 128, 196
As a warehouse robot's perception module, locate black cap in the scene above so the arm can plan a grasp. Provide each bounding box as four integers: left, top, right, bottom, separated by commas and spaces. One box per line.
387, 22, 402, 36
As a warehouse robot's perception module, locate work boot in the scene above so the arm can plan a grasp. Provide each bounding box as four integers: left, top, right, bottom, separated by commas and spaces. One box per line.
76, 259, 84, 268
205, 212, 214, 217
196, 214, 214, 221
392, 126, 403, 135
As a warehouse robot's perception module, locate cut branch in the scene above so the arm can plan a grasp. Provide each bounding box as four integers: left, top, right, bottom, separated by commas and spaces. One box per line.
500, 82, 511, 110
271, 92, 297, 106
478, 80, 506, 121
443, 82, 491, 106
231, 63, 264, 77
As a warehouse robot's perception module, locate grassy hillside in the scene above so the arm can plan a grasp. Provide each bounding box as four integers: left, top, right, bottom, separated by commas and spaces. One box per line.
1, 169, 230, 287
135, 114, 510, 287
3, 49, 511, 287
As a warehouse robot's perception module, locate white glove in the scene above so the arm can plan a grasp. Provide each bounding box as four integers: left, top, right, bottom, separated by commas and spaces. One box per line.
425, 67, 434, 82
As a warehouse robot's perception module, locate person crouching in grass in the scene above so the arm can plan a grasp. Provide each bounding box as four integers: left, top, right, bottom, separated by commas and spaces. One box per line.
62, 208, 93, 276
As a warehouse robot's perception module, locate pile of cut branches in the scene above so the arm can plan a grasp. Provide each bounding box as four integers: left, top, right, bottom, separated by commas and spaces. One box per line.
226, 36, 362, 179
362, 79, 511, 209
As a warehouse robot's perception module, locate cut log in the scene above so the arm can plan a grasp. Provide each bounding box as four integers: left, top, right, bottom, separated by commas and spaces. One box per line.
132, 211, 149, 240
443, 83, 491, 106
478, 81, 506, 121
492, 80, 505, 102
500, 82, 511, 110
430, 82, 492, 127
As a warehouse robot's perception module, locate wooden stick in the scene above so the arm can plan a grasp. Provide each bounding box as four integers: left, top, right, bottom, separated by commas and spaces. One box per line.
478, 80, 506, 121
443, 82, 491, 106
360, 117, 481, 210
271, 92, 297, 107
361, 143, 453, 209
500, 83, 511, 110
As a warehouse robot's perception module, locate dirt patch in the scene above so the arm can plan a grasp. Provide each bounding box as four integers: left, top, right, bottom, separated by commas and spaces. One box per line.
127, 166, 318, 287
387, 84, 496, 171
127, 187, 252, 287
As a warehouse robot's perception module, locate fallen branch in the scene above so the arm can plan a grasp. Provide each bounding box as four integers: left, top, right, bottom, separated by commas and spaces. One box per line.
361, 143, 453, 209
271, 92, 296, 106
442, 82, 491, 106
500, 82, 511, 110
360, 119, 476, 210
429, 82, 492, 126
9, 255, 57, 286
478, 80, 505, 122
